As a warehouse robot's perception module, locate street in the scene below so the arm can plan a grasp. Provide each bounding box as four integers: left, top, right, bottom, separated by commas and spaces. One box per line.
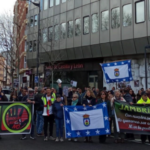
0, 135, 149, 150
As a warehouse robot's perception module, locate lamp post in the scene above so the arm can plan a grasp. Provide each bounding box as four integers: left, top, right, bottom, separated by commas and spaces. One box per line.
22, 0, 40, 87
144, 45, 150, 90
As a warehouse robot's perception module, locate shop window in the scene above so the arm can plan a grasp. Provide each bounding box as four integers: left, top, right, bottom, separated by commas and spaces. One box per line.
101, 10, 109, 31
135, 1, 145, 23
123, 4, 132, 27
75, 18, 81, 36
83, 16, 90, 34
111, 7, 120, 29
92, 13, 98, 33
67, 21, 73, 38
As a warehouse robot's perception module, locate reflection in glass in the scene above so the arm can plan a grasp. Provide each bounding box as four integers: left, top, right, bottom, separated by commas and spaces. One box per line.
50, 0, 54, 7
43, 28, 47, 43
55, 25, 59, 40
62, 0, 66, 3
136, 1, 145, 23
67, 21, 73, 38
111, 7, 120, 29
101, 10, 109, 31
61, 23, 66, 39
55, 0, 60, 5
33, 40, 37, 51
48, 26, 53, 41
30, 16, 34, 27
92, 13, 98, 33
123, 4, 132, 26
83, 16, 90, 34
29, 41, 33, 52
44, 0, 48, 10
34, 15, 38, 26
75, 19, 81, 36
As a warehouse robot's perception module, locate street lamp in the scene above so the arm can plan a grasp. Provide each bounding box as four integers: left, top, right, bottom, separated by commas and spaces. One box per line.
144, 45, 150, 89
22, 0, 40, 87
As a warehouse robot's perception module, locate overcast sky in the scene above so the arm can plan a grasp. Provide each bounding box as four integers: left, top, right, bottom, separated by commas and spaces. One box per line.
0, 0, 16, 15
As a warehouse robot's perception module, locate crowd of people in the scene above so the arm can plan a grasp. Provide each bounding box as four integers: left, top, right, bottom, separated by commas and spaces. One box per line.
0, 85, 150, 144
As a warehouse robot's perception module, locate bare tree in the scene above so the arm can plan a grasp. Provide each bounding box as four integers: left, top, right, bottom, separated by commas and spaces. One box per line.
0, 13, 23, 88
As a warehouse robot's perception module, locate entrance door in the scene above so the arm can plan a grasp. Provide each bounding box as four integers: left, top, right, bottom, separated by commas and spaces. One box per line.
89, 75, 98, 88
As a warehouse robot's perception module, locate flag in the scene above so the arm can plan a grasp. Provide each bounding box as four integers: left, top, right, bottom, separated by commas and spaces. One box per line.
100, 60, 133, 83
64, 103, 110, 138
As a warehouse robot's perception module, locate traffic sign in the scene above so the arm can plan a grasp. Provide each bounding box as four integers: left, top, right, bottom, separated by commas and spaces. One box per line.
35, 76, 38, 83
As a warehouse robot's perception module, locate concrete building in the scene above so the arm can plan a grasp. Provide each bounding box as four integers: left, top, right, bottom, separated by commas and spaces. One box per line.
26, 0, 150, 91
13, 0, 30, 88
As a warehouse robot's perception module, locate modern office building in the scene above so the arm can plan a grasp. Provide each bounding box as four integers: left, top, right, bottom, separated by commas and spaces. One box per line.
26, 0, 150, 91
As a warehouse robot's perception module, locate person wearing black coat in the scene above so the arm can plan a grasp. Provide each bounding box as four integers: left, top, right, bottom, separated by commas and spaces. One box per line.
83, 89, 96, 143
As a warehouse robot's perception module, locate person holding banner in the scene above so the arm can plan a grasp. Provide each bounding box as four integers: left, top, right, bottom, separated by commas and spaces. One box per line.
83, 89, 96, 143
97, 91, 111, 143
137, 91, 150, 143
53, 94, 64, 142
68, 93, 81, 142
111, 90, 126, 143
41, 88, 55, 141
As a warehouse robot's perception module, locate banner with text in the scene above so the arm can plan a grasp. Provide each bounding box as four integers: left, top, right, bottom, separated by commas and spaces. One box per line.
0, 102, 33, 135
115, 100, 150, 135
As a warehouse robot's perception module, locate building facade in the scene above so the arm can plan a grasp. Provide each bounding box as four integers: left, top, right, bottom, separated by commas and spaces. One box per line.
26, 0, 150, 91
13, 0, 30, 88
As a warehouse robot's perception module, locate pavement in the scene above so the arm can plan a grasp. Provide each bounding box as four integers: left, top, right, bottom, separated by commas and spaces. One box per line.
0, 135, 150, 150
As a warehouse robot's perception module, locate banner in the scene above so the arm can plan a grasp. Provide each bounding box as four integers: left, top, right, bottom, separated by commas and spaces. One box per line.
100, 60, 133, 83
115, 100, 150, 135
0, 102, 33, 135
64, 103, 110, 138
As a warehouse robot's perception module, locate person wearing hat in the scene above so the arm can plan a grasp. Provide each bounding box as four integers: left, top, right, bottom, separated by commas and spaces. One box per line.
53, 94, 64, 142
137, 91, 150, 143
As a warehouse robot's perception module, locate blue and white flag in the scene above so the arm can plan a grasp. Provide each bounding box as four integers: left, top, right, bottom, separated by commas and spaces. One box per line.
64, 103, 110, 138
100, 60, 133, 83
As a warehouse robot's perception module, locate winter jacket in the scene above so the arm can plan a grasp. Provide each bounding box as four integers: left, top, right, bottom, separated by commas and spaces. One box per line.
53, 101, 64, 119
123, 93, 133, 103
82, 96, 96, 106
97, 99, 112, 117
0, 94, 8, 101
34, 92, 44, 111
18, 95, 28, 101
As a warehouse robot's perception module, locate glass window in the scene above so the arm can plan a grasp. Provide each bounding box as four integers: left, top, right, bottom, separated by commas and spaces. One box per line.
40, 0, 43, 10
30, 16, 34, 27
62, 0, 66, 3
24, 56, 26, 68
135, 1, 145, 23
34, 15, 38, 26
50, 0, 54, 7
83, 16, 90, 34
48, 26, 53, 41
101, 10, 109, 31
29, 41, 33, 52
111, 7, 120, 29
123, 4, 132, 27
33, 40, 37, 51
44, 0, 48, 10
43, 28, 48, 43
92, 13, 98, 33
55, 0, 60, 5
61, 23, 66, 39
75, 18, 81, 36
25, 41, 28, 51
67, 21, 73, 38
55, 25, 59, 40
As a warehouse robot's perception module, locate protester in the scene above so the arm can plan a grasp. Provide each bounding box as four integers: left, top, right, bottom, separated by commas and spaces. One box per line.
129, 89, 136, 103
34, 87, 44, 136
18, 87, 23, 97
53, 94, 64, 142
19, 88, 35, 140
83, 89, 96, 143
10, 92, 18, 102
123, 89, 133, 104
111, 90, 126, 143
137, 91, 150, 143
97, 91, 111, 143
51, 88, 56, 103
41, 88, 55, 141
68, 93, 81, 142
136, 90, 142, 101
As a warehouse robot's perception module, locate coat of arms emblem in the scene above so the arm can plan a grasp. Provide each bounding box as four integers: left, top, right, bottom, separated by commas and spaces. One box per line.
83, 114, 90, 127
114, 68, 120, 77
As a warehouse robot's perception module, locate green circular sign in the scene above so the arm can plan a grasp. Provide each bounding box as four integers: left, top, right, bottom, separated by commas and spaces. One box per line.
2, 103, 31, 133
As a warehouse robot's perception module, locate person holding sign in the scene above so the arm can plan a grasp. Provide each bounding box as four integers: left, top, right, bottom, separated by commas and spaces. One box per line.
137, 91, 150, 143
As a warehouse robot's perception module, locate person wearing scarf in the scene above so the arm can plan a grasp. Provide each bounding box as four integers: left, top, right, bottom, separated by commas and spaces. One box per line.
68, 93, 81, 142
